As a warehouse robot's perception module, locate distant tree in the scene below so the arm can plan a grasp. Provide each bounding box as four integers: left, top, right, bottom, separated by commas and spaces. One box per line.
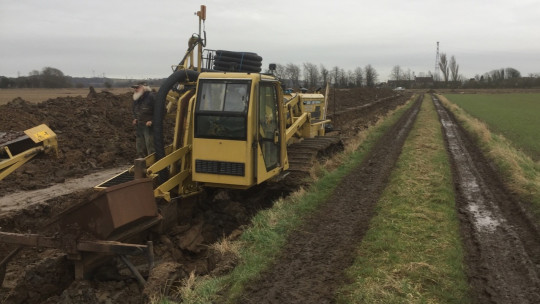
488, 69, 505, 82
364, 64, 378, 87
41, 67, 70, 88
285, 63, 301, 88
28, 70, 40, 88
303, 62, 320, 88
390, 65, 403, 81
331, 66, 340, 87
338, 68, 347, 88
449, 56, 460, 82
346, 70, 355, 87
505, 67, 521, 79
439, 53, 450, 83
274, 63, 286, 79
0, 76, 11, 88
320, 64, 329, 87
353, 67, 364, 87
403, 68, 413, 83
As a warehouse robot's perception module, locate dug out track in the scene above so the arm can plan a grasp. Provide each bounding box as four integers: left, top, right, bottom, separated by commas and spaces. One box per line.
236, 95, 422, 303
227, 94, 540, 303
433, 95, 540, 304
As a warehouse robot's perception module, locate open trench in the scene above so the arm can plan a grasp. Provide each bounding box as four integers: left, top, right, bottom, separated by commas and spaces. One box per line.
0, 92, 411, 303
233, 95, 423, 303
432, 95, 540, 304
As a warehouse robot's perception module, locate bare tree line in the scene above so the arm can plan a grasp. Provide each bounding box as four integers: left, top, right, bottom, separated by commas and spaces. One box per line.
479, 67, 521, 81
1, 67, 72, 88
388, 53, 462, 85
271, 63, 379, 89
464, 67, 540, 88
437, 53, 460, 83
439, 53, 533, 88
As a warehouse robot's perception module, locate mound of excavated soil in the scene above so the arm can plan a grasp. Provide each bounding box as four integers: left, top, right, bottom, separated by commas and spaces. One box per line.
0, 87, 399, 196
327, 87, 397, 112
0, 91, 136, 195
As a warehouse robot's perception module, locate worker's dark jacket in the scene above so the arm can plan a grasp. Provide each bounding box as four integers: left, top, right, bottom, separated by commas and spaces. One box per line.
133, 91, 155, 123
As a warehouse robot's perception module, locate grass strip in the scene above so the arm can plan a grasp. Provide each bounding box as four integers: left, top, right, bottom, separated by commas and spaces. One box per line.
439, 94, 540, 219
176, 97, 417, 304
338, 95, 470, 303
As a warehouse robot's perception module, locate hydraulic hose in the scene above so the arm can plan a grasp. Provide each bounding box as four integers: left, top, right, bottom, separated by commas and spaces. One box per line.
153, 69, 199, 183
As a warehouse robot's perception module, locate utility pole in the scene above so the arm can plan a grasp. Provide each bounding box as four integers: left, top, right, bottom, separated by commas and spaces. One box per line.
434, 42, 440, 82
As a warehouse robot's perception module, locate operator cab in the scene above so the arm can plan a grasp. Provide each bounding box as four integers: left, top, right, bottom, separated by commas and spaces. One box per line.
300, 94, 325, 120
191, 73, 287, 188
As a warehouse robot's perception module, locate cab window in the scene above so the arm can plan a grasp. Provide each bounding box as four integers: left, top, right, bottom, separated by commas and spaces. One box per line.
195, 80, 250, 140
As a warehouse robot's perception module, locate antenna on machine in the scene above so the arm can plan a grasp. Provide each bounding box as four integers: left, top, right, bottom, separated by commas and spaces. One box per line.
434, 41, 440, 82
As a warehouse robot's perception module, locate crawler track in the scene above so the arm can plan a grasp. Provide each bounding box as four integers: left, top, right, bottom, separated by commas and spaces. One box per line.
287, 135, 343, 172
433, 95, 540, 304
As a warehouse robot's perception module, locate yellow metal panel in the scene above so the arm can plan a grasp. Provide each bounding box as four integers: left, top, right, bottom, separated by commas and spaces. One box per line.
286, 113, 308, 142
256, 144, 283, 183
23, 124, 58, 157
299, 93, 324, 99
0, 147, 42, 180
24, 124, 56, 143
191, 138, 253, 187
147, 145, 191, 175
154, 169, 191, 201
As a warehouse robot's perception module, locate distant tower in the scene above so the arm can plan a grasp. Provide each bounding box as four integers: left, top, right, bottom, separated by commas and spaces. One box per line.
434, 41, 440, 81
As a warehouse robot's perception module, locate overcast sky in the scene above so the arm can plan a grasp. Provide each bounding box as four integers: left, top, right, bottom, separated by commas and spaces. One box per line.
1, 0, 539, 81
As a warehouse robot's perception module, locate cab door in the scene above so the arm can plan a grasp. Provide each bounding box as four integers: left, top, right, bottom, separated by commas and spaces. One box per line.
257, 82, 282, 181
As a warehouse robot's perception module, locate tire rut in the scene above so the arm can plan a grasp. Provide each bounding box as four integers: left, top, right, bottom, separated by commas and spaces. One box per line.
432, 95, 540, 304
234, 95, 423, 304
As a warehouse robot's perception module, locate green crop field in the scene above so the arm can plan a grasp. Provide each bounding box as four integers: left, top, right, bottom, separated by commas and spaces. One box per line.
443, 93, 540, 161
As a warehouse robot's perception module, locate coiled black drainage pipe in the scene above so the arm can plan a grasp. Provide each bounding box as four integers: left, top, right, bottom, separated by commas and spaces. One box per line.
153, 69, 200, 184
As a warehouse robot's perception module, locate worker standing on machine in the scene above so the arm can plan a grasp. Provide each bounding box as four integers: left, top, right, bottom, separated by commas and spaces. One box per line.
131, 82, 156, 158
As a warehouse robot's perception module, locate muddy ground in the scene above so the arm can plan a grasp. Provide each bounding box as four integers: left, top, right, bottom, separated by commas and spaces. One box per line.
433, 95, 540, 304
3, 87, 539, 303
236, 95, 423, 303
0, 87, 408, 303
0, 91, 136, 196
224, 95, 540, 304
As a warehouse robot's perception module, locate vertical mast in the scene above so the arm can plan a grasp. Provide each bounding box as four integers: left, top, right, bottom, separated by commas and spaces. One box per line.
434, 41, 440, 82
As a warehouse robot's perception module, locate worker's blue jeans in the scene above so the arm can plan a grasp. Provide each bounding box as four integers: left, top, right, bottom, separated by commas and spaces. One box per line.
135, 123, 155, 158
